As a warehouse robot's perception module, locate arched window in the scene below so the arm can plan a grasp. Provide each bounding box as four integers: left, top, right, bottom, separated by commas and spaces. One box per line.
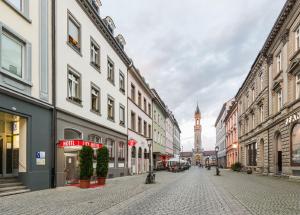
138, 147, 142, 158
64, 128, 82, 140
88, 134, 102, 143
131, 146, 136, 158
106, 138, 115, 160
144, 149, 148, 159
292, 124, 300, 165
118, 142, 125, 161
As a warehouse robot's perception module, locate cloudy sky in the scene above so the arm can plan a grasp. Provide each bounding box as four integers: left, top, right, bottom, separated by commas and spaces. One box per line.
102, 0, 285, 151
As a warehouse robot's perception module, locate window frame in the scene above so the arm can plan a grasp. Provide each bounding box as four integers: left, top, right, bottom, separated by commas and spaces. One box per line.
131, 111, 136, 131
131, 83, 136, 102
119, 71, 125, 93
276, 51, 282, 73
296, 74, 300, 99
67, 11, 81, 55
90, 36, 100, 71
67, 65, 82, 105
107, 95, 115, 121
277, 89, 283, 111
138, 117, 142, 134
295, 25, 300, 52
3, 0, 30, 22
291, 124, 300, 166
119, 104, 125, 126
107, 56, 115, 85
90, 83, 101, 114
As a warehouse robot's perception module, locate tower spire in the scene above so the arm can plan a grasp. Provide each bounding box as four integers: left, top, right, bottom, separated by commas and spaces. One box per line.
195, 102, 200, 114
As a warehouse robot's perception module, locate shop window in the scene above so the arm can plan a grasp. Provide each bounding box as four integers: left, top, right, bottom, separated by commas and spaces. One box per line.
292, 124, 300, 165
106, 139, 115, 161
118, 142, 125, 161
138, 147, 142, 158
64, 128, 82, 140
144, 149, 148, 159
67, 12, 81, 53
247, 143, 257, 166
131, 146, 136, 158
88, 134, 101, 143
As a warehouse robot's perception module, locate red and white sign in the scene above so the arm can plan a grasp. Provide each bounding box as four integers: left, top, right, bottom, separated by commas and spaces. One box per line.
58, 140, 103, 149
128, 139, 137, 147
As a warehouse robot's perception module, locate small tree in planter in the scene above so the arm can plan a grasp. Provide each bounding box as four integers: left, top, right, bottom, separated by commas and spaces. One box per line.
96, 146, 109, 185
79, 146, 94, 188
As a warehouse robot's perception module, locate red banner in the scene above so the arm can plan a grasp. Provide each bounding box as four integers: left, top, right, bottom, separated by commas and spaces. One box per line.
58, 140, 103, 149
128, 139, 137, 147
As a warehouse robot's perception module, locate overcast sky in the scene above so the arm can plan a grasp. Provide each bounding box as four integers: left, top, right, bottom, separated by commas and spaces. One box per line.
102, 0, 285, 151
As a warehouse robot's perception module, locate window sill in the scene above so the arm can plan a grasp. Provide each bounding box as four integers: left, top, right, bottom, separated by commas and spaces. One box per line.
107, 79, 115, 86
90, 62, 101, 73
90, 109, 101, 116
3, 0, 32, 23
67, 42, 82, 56
0, 68, 32, 87
119, 122, 125, 127
119, 88, 125, 95
66, 97, 83, 107
107, 117, 115, 123
289, 49, 300, 61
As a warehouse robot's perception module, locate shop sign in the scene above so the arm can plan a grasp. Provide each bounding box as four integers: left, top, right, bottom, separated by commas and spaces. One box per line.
285, 112, 300, 125
36, 151, 46, 166
58, 140, 103, 149
128, 139, 137, 147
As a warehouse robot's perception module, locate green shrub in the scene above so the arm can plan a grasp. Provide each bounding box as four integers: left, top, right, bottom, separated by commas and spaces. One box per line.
96, 146, 109, 178
231, 162, 242, 172
79, 146, 94, 180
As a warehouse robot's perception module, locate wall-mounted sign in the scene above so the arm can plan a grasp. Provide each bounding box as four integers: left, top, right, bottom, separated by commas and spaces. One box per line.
285, 112, 300, 125
36, 151, 46, 166
58, 140, 103, 149
128, 139, 137, 147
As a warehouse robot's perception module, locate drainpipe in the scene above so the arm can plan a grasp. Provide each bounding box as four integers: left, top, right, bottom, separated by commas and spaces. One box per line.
51, 0, 57, 188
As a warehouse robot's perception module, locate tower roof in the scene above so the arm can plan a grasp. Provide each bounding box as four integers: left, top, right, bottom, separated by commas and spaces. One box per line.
195, 103, 200, 115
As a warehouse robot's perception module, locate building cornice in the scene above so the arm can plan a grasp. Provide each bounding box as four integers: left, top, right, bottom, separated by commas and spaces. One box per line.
75, 0, 131, 66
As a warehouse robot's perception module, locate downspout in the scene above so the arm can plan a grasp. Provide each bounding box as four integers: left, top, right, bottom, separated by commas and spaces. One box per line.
51, 0, 57, 188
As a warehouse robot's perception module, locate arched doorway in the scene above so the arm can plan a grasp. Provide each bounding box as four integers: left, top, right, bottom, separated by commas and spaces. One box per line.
138, 147, 142, 174
131, 146, 136, 174
144, 149, 148, 172
259, 139, 264, 172
275, 132, 282, 174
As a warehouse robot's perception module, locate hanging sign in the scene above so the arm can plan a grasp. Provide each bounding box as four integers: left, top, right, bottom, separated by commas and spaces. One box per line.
128, 139, 137, 147
58, 140, 103, 149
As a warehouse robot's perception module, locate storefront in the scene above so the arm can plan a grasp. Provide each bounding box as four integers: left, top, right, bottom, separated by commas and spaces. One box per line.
57, 140, 103, 185
56, 111, 128, 187
0, 91, 53, 190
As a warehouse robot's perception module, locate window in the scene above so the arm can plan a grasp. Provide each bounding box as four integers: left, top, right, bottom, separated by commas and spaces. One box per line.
90, 38, 100, 69
148, 125, 151, 138
259, 105, 264, 123
296, 74, 300, 99
106, 139, 115, 160
277, 89, 283, 111
1, 32, 24, 78
143, 121, 147, 137
131, 111, 136, 131
144, 98, 147, 112
276, 52, 282, 72
64, 128, 82, 140
247, 143, 257, 166
252, 87, 255, 102
119, 71, 125, 93
138, 117, 142, 134
107, 58, 114, 84
131, 84, 135, 101
295, 26, 300, 51
88, 134, 102, 143
68, 13, 81, 52
260, 73, 263, 91
138, 92, 142, 107
118, 142, 125, 161
91, 85, 100, 113
154, 110, 156, 121
252, 113, 255, 129
291, 124, 300, 165
67, 67, 81, 104
148, 103, 151, 116
119, 105, 125, 126
107, 96, 115, 121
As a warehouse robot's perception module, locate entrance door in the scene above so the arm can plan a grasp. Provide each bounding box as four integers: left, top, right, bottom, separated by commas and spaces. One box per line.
278, 151, 282, 173
65, 156, 76, 184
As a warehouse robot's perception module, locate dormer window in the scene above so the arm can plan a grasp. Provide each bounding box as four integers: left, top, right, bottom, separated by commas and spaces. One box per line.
104, 16, 116, 35
116, 34, 126, 50
91, 0, 101, 12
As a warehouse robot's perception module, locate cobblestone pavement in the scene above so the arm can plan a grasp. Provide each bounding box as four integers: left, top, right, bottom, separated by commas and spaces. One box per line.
1, 168, 300, 215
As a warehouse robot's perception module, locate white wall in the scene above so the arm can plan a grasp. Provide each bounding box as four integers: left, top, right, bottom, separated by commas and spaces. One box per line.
55, 0, 127, 134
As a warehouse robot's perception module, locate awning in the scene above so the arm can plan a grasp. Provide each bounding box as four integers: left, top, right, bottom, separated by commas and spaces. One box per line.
58, 139, 103, 150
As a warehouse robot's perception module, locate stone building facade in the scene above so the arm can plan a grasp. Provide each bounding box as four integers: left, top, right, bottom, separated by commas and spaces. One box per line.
236, 0, 300, 177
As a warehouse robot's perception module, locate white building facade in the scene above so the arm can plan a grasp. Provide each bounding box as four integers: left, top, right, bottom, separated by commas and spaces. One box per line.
165, 111, 174, 156
128, 65, 153, 175
54, 0, 131, 186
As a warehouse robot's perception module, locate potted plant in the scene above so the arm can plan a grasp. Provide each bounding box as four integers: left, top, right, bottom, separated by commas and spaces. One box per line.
79, 146, 94, 188
231, 162, 242, 172
96, 146, 109, 185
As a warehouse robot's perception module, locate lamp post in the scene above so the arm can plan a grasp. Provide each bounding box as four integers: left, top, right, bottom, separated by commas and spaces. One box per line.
145, 138, 155, 184
215, 146, 220, 176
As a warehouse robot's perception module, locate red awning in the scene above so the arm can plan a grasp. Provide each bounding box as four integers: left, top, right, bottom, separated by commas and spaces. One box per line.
58, 140, 103, 149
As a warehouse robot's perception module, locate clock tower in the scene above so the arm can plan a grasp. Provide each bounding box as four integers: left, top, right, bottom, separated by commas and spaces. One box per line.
193, 104, 202, 165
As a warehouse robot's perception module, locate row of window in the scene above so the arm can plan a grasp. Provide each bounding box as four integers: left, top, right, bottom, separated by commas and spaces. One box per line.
67, 66, 125, 125
67, 11, 126, 93
130, 83, 151, 116
130, 111, 152, 138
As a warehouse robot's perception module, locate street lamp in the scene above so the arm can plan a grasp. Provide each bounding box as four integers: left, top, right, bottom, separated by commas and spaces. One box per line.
215, 146, 220, 176
145, 138, 155, 184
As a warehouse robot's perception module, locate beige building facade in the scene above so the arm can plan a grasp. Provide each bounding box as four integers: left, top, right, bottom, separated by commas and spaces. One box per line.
237, 0, 300, 178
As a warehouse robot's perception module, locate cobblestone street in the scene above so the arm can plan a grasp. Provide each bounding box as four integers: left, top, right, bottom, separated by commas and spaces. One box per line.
1, 168, 300, 215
